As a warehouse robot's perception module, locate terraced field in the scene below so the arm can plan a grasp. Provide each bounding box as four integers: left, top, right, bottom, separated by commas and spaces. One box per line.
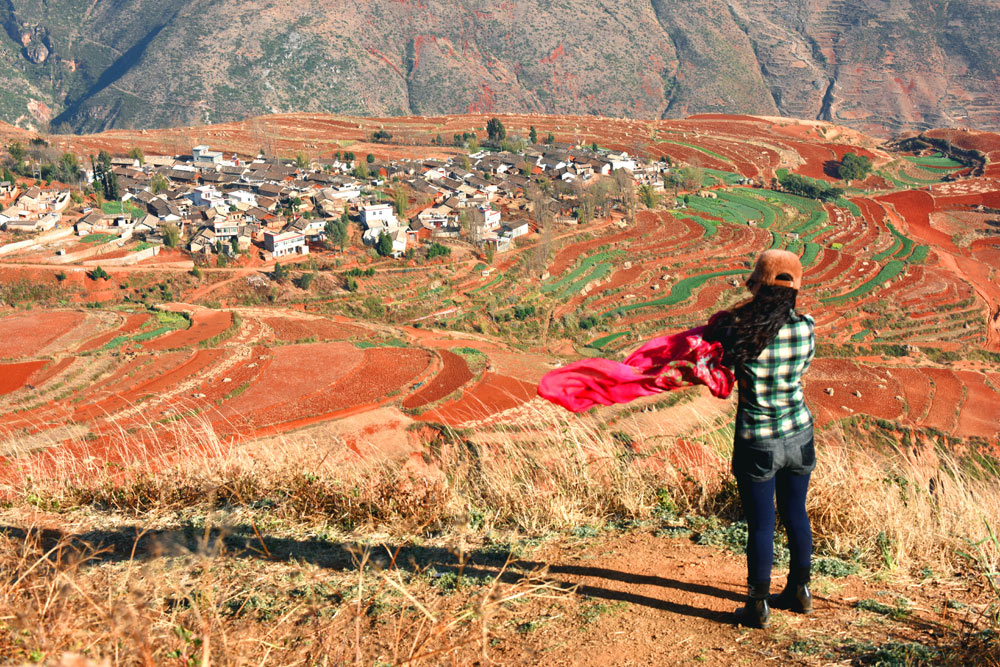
1, 113, 998, 468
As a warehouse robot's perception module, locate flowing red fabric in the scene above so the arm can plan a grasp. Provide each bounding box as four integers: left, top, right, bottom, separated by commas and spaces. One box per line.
537, 325, 735, 413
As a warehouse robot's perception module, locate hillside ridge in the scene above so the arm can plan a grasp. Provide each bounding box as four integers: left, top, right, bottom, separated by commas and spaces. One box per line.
0, 1, 998, 135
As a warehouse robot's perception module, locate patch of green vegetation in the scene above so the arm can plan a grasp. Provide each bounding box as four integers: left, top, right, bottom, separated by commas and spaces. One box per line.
909, 246, 930, 263
81, 233, 116, 245
851, 329, 870, 342
800, 242, 821, 267
821, 261, 906, 304
589, 332, 628, 348
101, 201, 146, 219
902, 152, 963, 169
542, 251, 622, 296
700, 168, 743, 186
602, 270, 744, 317
814, 556, 862, 578
857, 596, 912, 620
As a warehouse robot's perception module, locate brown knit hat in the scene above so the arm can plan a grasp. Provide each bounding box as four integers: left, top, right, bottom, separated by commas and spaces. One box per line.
748, 249, 803, 290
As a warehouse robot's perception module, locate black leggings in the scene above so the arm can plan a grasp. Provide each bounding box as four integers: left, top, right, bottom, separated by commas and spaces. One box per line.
736, 470, 812, 585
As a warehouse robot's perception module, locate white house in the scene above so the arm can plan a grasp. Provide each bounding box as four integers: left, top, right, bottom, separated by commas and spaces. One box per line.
390, 227, 408, 257
501, 220, 530, 239
608, 152, 637, 171
213, 219, 240, 240
471, 205, 501, 231
188, 185, 226, 208
263, 230, 308, 257
192, 145, 223, 164
361, 203, 397, 228
226, 190, 258, 208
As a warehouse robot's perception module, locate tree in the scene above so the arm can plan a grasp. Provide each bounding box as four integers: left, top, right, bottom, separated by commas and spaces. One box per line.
483, 242, 495, 264
93, 150, 119, 201
57, 152, 79, 183
325, 218, 348, 251
529, 126, 538, 144
591, 141, 599, 152
545, 132, 555, 145
151, 173, 169, 194
89, 266, 110, 281
354, 161, 370, 180
376, 231, 393, 257
230, 236, 240, 256
162, 224, 181, 249
638, 184, 659, 209
128, 147, 145, 165
272, 262, 290, 282
366, 153, 375, 164
838, 152, 872, 183
393, 188, 409, 217
295, 151, 310, 169
486, 117, 506, 143
372, 129, 392, 142
296, 272, 316, 289
345, 276, 359, 292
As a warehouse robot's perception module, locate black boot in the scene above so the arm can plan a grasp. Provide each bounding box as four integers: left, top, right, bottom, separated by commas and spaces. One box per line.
770, 567, 813, 614
738, 580, 771, 628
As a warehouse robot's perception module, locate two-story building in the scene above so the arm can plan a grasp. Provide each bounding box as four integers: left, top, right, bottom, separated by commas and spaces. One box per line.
263, 230, 308, 257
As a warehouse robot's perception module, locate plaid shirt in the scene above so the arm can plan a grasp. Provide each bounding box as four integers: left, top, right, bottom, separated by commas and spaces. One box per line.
735, 311, 815, 440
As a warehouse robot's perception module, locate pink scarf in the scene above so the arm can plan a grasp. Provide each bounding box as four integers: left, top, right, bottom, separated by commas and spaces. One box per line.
537, 324, 735, 413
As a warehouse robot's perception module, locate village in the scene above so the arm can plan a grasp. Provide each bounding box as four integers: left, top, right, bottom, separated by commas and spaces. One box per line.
0, 125, 680, 270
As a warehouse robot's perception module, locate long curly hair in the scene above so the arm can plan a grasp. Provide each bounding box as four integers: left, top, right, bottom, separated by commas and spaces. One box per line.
704, 284, 799, 369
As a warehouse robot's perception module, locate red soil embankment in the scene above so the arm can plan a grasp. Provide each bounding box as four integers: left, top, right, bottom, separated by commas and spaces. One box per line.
420, 372, 537, 425
143, 310, 233, 350
402, 350, 474, 409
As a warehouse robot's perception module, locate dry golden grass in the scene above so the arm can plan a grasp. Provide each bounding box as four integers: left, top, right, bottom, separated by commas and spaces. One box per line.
0, 405, 997, 663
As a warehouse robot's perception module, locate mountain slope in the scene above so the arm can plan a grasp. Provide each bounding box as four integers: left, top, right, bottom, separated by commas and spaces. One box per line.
0, 0, 998, 135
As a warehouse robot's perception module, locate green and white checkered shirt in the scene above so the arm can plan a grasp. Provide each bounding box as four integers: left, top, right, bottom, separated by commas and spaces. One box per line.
735, 311, 815, 441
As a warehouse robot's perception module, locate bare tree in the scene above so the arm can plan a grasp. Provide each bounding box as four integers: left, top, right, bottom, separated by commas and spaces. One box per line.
613, 168, 637, 223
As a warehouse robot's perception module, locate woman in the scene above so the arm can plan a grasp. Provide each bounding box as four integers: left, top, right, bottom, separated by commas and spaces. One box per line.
704, 249, 816, 628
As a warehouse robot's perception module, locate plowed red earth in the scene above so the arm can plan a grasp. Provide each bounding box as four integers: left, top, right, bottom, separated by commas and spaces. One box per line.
0, 360, 48, 394
263, 317, 371, 342
218, 345, 432, 431
0, 311, 84, 358
402, 350, 473, 409
420, 373, 537, 425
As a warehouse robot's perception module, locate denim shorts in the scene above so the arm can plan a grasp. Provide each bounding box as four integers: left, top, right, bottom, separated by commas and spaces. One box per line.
732, 424, 816, 482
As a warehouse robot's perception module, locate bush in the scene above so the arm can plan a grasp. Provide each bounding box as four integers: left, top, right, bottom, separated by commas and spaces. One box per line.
427, 242, 451, 259
89, 266, 110, 281
272, 263, 290, 282
296, 272, 316, 290
779, 172, 844, 202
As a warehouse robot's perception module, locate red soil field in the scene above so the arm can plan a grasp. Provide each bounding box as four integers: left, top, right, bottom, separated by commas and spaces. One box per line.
263, 316, 371, 342
142, 310, 233, 350
219, 346, 432, 432
402, 350, 474, 409
0, 311, 84, 359
0, 360, 48, 395
804, 359, 905, 426
877, 190, 953, 250
219, 342, 364, 418
420, 372, 537, 425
